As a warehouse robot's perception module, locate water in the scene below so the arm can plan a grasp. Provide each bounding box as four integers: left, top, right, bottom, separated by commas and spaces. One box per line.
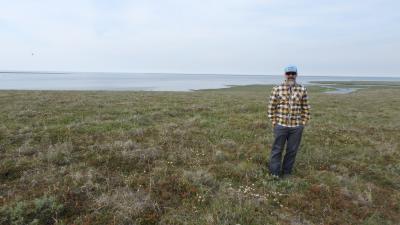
0, 72, 399, 91
322, 86, 362, 94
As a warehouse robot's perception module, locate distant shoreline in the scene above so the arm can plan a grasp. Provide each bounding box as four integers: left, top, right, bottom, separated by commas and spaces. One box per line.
1, 72, 399, 91
0, 71, 399, 78
0, 81, 399, 93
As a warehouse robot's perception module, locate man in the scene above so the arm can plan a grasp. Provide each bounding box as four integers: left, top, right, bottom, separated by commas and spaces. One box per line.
267, 65, 311, 178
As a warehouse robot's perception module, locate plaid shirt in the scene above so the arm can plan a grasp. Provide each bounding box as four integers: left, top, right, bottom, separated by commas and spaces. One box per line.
267, 81, 311, 127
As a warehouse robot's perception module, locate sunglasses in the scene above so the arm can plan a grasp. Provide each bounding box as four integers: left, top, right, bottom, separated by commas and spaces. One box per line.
285, 72, 297, 76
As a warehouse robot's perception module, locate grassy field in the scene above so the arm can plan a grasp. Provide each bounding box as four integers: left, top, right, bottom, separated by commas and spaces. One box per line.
0, 84, 399, 225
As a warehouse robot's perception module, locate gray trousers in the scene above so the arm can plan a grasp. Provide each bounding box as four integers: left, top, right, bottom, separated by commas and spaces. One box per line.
269, 124, 304, 176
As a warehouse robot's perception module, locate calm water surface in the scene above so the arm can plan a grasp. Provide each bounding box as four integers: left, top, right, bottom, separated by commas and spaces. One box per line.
0, 72, 399, 91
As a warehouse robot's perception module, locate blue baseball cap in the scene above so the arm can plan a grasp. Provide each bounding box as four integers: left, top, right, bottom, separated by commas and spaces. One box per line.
284, 65, 297, 73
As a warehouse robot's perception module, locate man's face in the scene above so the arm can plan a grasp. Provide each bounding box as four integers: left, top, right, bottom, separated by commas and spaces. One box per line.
285, 72, 297, 82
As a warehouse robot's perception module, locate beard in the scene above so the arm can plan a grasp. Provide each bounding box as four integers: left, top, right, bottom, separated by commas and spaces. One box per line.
286, 78, 296, 86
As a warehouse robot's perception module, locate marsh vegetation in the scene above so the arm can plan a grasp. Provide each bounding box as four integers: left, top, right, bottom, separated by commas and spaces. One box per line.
0, 84, 399, 224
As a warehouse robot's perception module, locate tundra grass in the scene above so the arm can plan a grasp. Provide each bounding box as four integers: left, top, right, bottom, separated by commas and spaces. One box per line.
0, 84, 399, 224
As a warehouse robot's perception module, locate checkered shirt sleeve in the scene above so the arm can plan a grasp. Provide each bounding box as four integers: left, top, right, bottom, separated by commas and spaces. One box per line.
267, 86, 278, 125
301, 88, 311, 125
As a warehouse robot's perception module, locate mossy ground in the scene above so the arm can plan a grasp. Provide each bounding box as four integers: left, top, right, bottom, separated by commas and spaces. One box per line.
0, 84, 399, 224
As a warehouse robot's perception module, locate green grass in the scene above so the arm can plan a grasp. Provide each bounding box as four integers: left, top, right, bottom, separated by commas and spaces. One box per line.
0, 84, 399, 224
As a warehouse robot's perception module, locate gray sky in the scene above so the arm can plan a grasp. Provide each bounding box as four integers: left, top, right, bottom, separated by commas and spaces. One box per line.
1, 0, 399, 76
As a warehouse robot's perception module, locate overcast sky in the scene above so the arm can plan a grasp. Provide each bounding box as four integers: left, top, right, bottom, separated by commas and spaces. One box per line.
0, 0, 399, 76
